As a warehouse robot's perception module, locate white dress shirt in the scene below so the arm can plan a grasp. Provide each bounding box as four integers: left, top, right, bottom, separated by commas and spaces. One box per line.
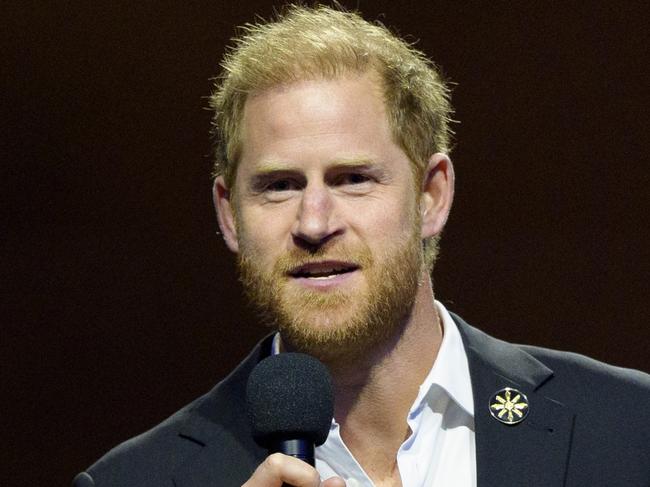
272, 300, 476, 487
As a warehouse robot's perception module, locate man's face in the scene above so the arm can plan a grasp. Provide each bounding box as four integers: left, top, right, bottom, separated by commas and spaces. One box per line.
223, 73, 428, 361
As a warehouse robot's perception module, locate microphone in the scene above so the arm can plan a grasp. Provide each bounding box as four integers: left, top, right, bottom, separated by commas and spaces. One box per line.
246, 352, 334, 466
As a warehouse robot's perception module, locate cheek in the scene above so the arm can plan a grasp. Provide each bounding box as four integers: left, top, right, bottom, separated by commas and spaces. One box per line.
237, 207, 293, 257
352, 196, 417, 237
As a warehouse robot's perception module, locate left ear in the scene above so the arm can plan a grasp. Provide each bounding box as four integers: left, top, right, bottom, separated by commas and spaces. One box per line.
419, 153, 455, 239
212, 176, 240, 254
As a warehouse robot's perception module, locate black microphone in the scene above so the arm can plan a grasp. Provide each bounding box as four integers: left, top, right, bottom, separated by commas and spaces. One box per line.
246, 352, 334, 466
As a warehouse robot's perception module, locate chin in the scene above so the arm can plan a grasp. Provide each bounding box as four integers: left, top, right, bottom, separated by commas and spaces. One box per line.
278, 313, 373, 361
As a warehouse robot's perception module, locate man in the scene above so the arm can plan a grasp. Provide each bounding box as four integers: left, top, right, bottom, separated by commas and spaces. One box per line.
74, 5, 650, 487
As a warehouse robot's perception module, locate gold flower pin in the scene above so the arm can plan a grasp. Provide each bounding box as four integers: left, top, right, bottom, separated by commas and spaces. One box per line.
489, 387, 529, 425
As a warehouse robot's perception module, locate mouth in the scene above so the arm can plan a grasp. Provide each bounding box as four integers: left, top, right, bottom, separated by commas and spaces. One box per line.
288, 261, 360, 280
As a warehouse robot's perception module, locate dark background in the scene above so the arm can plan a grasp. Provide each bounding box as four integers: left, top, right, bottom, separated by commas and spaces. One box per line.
3, 1, 648, 485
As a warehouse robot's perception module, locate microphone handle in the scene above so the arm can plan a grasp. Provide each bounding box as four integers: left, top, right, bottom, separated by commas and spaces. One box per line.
269, 438, 315, 466
269, 438, 316, 487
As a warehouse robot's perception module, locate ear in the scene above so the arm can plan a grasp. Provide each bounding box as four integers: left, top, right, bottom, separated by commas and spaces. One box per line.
419, 153, 455, 239
212, 176, 239, 253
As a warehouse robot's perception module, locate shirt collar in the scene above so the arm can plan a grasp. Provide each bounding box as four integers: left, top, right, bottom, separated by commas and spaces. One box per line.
411, 300, 474, 417
271, 331, 281, 355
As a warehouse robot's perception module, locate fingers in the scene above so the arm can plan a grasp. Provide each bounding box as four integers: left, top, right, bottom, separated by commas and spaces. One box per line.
242, 453, 321, 487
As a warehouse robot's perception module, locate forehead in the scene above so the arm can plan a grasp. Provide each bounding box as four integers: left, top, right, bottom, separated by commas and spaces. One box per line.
237, 73, 395, 169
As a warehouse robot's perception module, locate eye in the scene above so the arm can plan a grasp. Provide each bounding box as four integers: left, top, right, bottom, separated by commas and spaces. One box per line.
266, 179, 298, 192
336, 172, 371, 186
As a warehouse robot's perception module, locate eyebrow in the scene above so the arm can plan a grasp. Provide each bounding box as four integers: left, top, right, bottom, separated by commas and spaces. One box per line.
329, 157, 377, 167
253, 156, 379, 174
252, 161, 293, 175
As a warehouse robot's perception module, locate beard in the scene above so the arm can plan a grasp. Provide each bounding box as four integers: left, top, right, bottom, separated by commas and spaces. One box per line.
237, 226, 424, 363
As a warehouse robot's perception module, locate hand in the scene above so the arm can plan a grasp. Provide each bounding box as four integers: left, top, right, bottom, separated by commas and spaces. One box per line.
243, 453, 345, 487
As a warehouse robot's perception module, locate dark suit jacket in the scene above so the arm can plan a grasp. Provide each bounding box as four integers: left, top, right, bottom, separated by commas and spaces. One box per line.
74, 314, 650, 486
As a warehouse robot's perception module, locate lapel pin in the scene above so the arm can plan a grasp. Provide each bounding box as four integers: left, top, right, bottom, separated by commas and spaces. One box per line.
489, 387, 529, 425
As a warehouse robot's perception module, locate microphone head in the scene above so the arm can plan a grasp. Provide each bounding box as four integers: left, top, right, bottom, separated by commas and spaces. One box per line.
246, 352, 334, 448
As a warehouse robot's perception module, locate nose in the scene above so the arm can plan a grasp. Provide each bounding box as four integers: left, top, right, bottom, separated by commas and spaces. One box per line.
292, 182, 341, 247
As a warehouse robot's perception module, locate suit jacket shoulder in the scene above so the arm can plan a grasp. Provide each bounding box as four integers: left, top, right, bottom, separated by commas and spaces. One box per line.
74, 338, 271, 487
76, 399, 205, 486
520, 342, 649, 390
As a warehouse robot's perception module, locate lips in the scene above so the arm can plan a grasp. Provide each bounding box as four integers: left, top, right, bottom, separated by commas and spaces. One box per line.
288, 261, 359, 279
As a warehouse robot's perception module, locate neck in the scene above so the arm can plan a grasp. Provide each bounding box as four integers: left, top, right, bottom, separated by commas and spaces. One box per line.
328, 276, 443, 480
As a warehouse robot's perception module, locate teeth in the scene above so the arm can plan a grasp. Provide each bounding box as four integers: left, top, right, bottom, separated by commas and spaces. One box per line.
306, 269, 339, 278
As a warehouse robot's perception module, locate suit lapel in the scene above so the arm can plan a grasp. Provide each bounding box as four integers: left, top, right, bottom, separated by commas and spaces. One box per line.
455, 314, 575, 486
